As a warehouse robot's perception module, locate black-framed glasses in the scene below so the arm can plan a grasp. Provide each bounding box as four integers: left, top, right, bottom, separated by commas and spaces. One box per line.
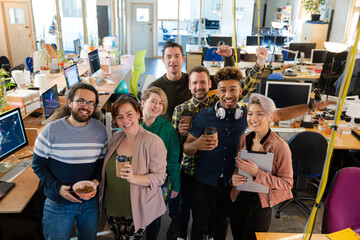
71, 99, 96, 108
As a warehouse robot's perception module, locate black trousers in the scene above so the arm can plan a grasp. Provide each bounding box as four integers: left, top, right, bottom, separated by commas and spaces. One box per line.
191, 179, 231, 240
229, 192, 272, 240
178, 171, 194, 239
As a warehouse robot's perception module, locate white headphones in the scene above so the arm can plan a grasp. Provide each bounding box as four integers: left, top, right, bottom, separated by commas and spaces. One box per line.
215, 101, 243, 120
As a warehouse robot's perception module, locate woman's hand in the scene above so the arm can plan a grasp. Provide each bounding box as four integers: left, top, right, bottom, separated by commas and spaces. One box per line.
170, 191, 179, 199
237, 157, 259, 178
232, 173, 248, 186
119, 164, 134, 183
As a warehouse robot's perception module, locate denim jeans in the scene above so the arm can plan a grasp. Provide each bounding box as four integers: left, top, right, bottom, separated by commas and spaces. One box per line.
42, 196, 98, 240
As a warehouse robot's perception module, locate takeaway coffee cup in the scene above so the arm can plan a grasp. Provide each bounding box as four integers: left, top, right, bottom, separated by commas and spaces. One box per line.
115, 155, 130, 178
204, 127, 218, 140
181, 111, 194, 125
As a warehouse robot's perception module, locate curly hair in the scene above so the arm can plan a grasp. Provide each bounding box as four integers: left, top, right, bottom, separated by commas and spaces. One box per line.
214, 67, 242, 85
162, 40, 184, 57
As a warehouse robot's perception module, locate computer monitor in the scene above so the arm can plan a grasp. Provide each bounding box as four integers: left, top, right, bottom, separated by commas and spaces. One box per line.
74, 39, 81, 56
64, 64, 80, 89
265, 81, 312, 108
210, 36, 232, 47
42, 84, 60, 120
311, 49, 327, 64
263, 36, 286, 47
88, 49, 101, 77
288, 43, 317, 59
246, 36, 263, 46
0, 108, 28, 161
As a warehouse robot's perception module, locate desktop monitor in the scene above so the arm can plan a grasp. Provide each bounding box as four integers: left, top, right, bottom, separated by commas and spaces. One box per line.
0, 108, 28, 161
42, 84, 60, 120
64, 64, 80, 89
74, 39, 81, 56
311, 49, 327, 64
263, 36, 286, 47
88, 49, 101, 77
246, 36, 263, 46
288, 43, 317, 59
265, 81, 312, 108
210, 36, 232, 47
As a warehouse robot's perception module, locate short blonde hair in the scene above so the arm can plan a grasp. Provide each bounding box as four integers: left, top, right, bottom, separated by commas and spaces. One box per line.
249, 93, 276, 117
141, 86, 168, 115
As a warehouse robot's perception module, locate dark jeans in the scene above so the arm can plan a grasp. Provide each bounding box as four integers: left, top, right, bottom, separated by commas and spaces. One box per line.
191, 179, 231, 240
178, 172, 194, 238
229, 192, 272, 240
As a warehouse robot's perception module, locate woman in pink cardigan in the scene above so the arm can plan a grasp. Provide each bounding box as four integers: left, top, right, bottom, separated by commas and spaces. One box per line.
229, 93, 293, 240
100, 95, 167, 240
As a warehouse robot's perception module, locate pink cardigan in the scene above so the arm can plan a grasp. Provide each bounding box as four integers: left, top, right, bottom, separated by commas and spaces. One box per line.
231, 131, 293, 208
100, 126, 167, 231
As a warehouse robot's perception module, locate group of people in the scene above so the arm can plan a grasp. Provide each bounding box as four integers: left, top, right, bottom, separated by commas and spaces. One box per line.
32, 40, 333, 240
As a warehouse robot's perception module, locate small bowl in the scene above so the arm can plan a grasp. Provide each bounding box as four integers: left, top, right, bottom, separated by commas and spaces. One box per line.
73, 180, 96, 199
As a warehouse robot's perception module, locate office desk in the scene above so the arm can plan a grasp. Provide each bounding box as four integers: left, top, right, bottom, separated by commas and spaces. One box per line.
203, 61, 321, 82
0, 148, 39, 213
255, 232, 328, 240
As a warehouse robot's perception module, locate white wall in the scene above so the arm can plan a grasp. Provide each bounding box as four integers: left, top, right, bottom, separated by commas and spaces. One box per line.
328, 0, 351, 43
221, 0, 254, 46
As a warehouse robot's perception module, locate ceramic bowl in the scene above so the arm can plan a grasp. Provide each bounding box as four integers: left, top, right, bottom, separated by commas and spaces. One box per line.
72, 180, 96, 199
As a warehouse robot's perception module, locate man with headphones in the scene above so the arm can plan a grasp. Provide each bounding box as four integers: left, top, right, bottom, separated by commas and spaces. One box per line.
183, 67, 334, 240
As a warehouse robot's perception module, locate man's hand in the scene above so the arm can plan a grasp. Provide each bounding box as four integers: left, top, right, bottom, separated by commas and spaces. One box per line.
216, 45, 232, 57
194, 134, 218, 151
255, 47, 268, 67
232, 173, 248, 186
313, 100, 336, 110
59, 185, 82, 203
178, 118, 191, 136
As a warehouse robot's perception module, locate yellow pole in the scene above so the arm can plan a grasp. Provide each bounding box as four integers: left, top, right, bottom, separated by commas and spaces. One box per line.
54, 17, 62, 74
232, 0, 238, 68
302, 15, 360, 240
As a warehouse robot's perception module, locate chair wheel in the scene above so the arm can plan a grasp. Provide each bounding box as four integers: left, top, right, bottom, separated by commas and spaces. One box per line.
275, 212, 281, 219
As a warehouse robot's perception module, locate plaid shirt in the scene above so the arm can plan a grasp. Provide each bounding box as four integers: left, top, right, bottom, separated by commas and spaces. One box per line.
172, 63, 263, 176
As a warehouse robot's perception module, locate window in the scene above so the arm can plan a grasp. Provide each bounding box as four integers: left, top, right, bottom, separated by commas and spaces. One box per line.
9, 8, 25, 24
137, 8, 149, 22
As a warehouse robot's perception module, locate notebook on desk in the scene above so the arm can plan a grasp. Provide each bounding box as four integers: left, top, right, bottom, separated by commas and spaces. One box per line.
0, 181, 15, 199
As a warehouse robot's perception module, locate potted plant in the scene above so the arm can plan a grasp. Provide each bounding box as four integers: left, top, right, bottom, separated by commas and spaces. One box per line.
89, 35, 96, 52
0, 68, 14, 112
303, 0, 325, 21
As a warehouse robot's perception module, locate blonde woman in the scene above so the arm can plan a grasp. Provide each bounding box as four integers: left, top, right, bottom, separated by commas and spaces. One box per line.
140, 87, 180, 239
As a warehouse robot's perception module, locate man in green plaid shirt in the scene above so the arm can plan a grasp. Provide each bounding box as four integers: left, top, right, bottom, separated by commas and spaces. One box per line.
172, 46, 269, 240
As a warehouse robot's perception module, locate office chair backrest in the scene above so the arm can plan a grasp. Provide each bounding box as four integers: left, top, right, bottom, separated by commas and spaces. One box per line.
267, 72, 284, 80
205, 47, 222, 61
25, 57, 34, 73
288, 131, 328, 189
0, 56, 10, 71
322, 167, 360, 234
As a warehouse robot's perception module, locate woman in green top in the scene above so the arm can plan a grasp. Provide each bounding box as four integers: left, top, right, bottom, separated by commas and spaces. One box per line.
140, 87, 181, 240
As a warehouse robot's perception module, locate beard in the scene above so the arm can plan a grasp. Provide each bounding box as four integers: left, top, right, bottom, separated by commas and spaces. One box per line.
71, 108, 93, 122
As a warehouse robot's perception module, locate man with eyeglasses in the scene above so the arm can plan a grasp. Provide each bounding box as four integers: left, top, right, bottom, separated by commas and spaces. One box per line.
32, 82, 108, 240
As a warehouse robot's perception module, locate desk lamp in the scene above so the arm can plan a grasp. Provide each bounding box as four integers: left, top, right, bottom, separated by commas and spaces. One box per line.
323, 42, 348, 98
346, 102, 360, 126
270, 22, 285, 68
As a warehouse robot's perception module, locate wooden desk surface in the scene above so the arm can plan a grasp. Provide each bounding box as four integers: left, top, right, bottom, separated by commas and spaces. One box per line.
255, 232, 328, 240
0, 148, 39, 213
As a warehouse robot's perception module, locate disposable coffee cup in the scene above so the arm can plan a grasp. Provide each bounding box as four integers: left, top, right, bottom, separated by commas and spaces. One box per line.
204, 127, 218, 140
181, 111, 194, 125
116, 155, 130, 178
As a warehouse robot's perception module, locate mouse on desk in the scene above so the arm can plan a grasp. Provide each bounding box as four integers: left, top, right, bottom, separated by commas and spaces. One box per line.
30, 112, 43, 118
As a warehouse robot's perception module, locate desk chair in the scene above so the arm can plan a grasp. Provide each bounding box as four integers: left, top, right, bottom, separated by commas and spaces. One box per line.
25, 57, 34, 73
0, 56, 10, 71
322, 167, 360, 234
205, 47, 222, 61
267, 72, 284, 80
275, 131, 328, 218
